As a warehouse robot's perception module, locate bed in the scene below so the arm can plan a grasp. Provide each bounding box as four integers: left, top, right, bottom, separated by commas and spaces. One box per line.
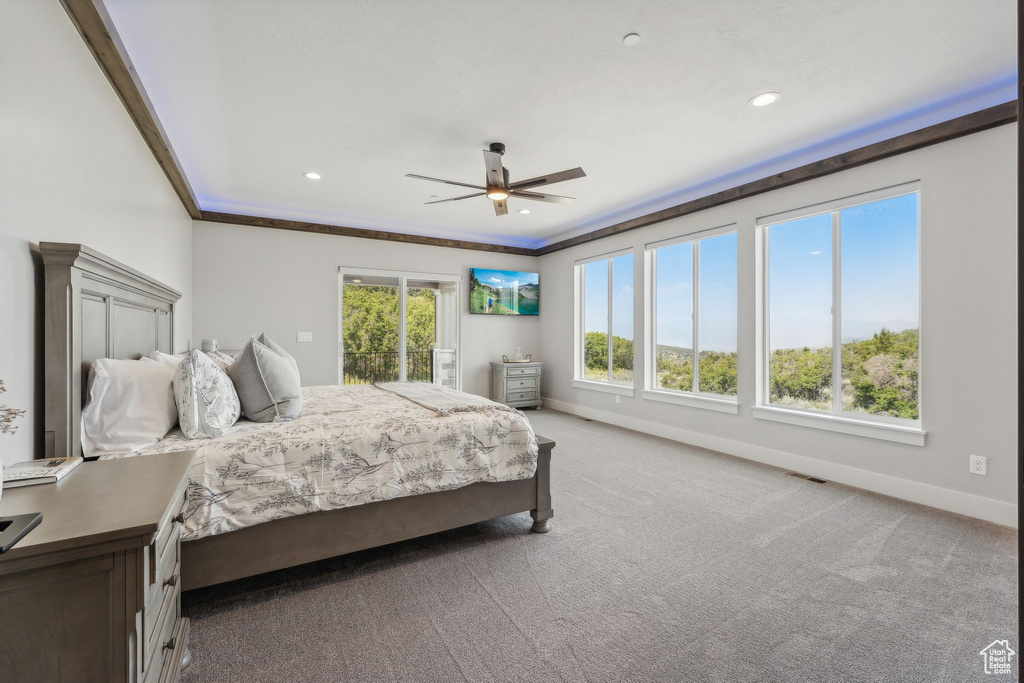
40, 242, 554, 590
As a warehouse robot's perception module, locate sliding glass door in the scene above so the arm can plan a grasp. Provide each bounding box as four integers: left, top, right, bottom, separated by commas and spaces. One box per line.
340, 269, 460, 388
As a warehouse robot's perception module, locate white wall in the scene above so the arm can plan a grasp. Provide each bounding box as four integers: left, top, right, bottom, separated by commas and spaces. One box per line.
191, 223, 540, 398
0, 1, 193, 466
538, 124, 1018, 526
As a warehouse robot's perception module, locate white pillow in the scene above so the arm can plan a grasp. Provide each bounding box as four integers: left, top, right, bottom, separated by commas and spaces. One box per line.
81, 358, 178, 456
149, 350, 185, 366
174, 349, 241, 439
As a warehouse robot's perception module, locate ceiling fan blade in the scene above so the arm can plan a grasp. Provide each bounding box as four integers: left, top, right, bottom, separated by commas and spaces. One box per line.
406, 174, 487, 191
509, 167, 586, 190
511, 189, 575, 205
425, 192, 487, 204
493, 198, 508, 216
482, 150, 505, 188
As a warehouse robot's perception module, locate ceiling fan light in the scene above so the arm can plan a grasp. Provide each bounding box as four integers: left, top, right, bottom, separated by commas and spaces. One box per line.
486, 187, 509, 200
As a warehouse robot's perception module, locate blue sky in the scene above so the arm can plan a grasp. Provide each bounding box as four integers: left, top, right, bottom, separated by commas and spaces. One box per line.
654, 233, 738, 352
584, 255, 633, 339
582, 194, 916, 352
471, 268, 538, 289
769, 193, 918, 350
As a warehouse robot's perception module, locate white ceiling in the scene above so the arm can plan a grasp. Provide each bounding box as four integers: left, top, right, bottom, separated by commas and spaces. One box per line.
103, 0, 1016, 249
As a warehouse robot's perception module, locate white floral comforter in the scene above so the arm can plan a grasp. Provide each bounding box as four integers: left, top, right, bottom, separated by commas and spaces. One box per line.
99, 384, 538, 540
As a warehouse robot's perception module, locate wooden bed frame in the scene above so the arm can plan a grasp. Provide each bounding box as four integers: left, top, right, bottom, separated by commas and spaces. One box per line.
40, 242, 555, 591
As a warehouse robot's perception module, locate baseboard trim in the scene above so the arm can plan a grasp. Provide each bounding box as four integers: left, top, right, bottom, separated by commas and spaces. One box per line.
541, 397, 1017, 528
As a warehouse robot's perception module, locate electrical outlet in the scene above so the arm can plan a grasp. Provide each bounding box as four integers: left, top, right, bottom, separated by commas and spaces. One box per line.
969, 454, 987, 476
615, 394, 620, 404
296, 332, 313, 342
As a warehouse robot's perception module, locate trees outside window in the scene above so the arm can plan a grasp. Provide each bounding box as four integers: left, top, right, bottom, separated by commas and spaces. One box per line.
578, 253, 634, 385
764, 190, 919, 422
649, 230, 738, 399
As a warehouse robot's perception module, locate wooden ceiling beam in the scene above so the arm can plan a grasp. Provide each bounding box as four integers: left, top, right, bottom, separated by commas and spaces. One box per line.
196, 212, 538, 256
536, 101, 1018, 255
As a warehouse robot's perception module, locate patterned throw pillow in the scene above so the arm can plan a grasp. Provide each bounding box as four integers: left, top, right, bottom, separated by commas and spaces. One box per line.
174, 349, 241, 439
204, 350, 235, 371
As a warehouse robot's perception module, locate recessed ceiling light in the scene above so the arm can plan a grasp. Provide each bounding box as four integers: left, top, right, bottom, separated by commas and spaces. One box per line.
748, 92, 780, 107
304, 171, 322, 180
623, 33, 641, 46
518, 208, 530, 215
352, 278, 362, 284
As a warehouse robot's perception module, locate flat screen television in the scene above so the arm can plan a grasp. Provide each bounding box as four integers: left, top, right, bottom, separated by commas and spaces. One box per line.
469, 268, 539, 316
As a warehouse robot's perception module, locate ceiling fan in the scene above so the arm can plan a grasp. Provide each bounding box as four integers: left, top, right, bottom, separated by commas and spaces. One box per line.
407, 143, 586, 216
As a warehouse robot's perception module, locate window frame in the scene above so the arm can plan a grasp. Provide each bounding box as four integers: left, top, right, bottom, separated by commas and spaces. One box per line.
337, 266, 462, 389
573, 248, 635, 395
642, 224, 739, 413
754, 182, 925, 445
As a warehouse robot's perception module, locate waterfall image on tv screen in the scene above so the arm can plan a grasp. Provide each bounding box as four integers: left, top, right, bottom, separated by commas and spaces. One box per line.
469, 268, 539, 315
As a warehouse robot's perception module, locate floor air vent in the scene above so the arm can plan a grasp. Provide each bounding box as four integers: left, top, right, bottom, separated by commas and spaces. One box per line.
788, 472, 828, 484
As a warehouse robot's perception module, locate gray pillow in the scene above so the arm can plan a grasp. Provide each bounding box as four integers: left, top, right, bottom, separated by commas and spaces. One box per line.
257, 332, 300, 383
228, 336, 302, 422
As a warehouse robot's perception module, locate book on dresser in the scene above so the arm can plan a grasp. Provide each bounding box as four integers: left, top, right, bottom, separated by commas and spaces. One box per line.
3, 457, 82, 489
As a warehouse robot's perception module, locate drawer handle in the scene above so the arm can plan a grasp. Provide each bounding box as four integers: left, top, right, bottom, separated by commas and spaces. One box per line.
163, 637, 176, 652
173, 512, 185, 525
163, 574, 178, 588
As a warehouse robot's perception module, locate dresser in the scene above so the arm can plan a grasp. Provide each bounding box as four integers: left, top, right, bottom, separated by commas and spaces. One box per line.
490, 361, 543, 409
0, 451, 194, 683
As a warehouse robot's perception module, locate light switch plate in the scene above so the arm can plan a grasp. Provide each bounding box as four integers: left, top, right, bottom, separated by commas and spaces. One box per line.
296, 332, 313, 342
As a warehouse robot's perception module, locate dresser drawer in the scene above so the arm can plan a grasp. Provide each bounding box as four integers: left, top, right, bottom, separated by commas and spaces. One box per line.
505, 365, 539, 377
150, 615, 189, 683
153, 493, 186, 575
507, 376, 538, 390
506, 389, 538, 402
146, 549, 180, 651
144, 560, 180, 676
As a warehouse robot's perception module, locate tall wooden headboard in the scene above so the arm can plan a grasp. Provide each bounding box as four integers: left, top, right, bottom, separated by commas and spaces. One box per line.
40, 243, 181, 459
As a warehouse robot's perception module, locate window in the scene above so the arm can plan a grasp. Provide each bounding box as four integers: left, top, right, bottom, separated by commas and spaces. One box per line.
339, 269, 460, 389
759, 186, 920, 432
645, 228, 738, 409
575, 251, 634, 389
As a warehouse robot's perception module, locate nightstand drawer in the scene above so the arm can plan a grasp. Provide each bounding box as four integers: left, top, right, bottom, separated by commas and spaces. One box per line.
146, 546, 179, 648
505, 366, 539, 377
507, 390, 538, 402
507, 377, 538, 390
149, 493, 185, 597
144, 560, 180, 675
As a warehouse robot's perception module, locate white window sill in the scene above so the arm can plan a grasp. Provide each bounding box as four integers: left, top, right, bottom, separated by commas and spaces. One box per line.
642, 389, 738, 414
572, 379, 635, 397
752, 405, 925, 446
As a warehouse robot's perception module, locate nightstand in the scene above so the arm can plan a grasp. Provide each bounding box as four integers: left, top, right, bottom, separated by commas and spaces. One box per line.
490, 360, 543, 409
0, 451, 195, 683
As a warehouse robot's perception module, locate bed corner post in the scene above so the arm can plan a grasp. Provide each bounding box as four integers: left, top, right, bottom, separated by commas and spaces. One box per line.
530, 436, 555, 533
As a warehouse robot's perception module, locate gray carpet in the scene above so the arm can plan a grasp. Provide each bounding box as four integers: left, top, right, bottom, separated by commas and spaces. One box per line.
180, 410, 1018, 682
